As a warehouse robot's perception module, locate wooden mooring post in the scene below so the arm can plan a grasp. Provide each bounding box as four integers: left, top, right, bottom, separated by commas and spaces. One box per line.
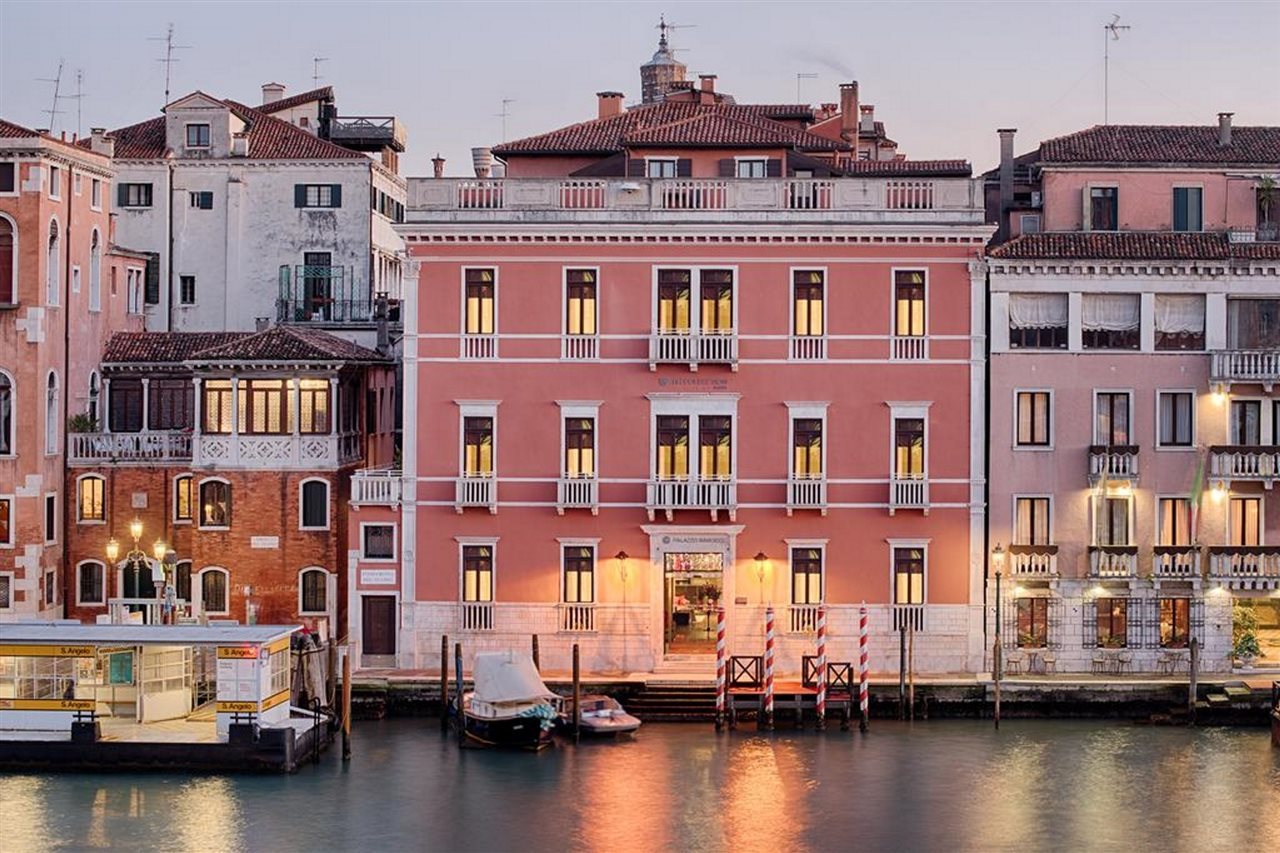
440, 634, 450, 731
455, 642, 464, 745
532, 634, 540, 671
908, 622, 916, 722
898, 627, 907, 720
993, 639, 1002, 730
342, 648, 352, 761
1188, 636, 1200, 724
572, 643, 581, 744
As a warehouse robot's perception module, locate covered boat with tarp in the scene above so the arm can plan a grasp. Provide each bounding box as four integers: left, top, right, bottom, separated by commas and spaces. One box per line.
462, 652, 557, 749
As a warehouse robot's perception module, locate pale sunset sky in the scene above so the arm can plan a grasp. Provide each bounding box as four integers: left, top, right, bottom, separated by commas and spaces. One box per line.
1, 0, 1277, 175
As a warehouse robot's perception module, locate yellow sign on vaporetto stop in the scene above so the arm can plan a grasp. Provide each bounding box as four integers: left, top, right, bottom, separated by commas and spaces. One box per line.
215, 700, 258, 713
0, 644, 96, 658
0, 698, 96, 711
216, 646, 260, 659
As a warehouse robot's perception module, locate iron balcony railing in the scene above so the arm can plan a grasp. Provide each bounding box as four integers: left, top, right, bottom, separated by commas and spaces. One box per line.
277, 265, 397, 325
326, 116, 407, 151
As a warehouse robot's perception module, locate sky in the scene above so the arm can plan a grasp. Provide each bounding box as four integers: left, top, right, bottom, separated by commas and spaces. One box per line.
2, 0, 1277, 177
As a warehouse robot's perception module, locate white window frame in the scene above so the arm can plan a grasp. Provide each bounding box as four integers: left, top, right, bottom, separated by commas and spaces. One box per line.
90, 178, 102, 210
75, 473, 106, 525
459, 267, 498, 356
1091, 388, 1134, 446
788, 266, 829, 360
887, 401, 932, 479
561, 266, 600, 359
0, 212, 17, 307
1013, 388, 1054, 450
1154, 389, 1197, 450
1019, 213, 1041, 234
44, 491, 57, 544
44, 370, 59, 455
646, 393, 740, 483
558, 401, 601, 479
1092, 492, 1135, 547
88, 228, 102, 312
0, 494, 14, 547
886, 538, 930, 605
74, 172, 82, 196
298, 477, 331, 531
1154, 494, 1194, 547
173, 473, 194, 524
46, 216, 60, 307
1171, 183, 1204, 232
890, 266, 929, 339
360, 522, 397, 563
645, 157, 678, 178
734, 157, 767, 178
557, 538, 600, 604
75, 559, 107, 607
456, 536, 498, 602
457, 400, 499, 478
197, 476, 232, 530
198, 567, 230, 615
649, 265, 740, 338
49, 166, 61, 200
1084, 182, 1120, 231
785, 402, 829, 479
185, 122, 212, 150
297, 566, 332, 616
0, 163, 18, 198
71, 265, 81, 295
1229, 396, 1268, 446
0, 369, 14, 457
1012, 495, 1055, 546
784, 539, 829, 605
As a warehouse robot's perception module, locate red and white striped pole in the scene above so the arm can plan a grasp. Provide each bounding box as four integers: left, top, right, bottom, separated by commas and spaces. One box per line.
815, 604, 828, 730
858, 600, 869, 732
714, 605, 726, 732
763, 605, 775, 730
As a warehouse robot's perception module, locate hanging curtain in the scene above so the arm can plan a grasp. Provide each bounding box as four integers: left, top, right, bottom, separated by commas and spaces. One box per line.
1008, 293, 1068, 329
1154, 295, 1204, 334
1082, 294, 1139, 331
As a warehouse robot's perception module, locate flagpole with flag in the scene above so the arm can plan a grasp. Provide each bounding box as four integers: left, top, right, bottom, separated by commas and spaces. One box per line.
1188, 446, 1207, 545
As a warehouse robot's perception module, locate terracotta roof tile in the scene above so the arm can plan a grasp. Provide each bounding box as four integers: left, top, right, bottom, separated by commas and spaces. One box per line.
1040, 125, 1280, 165
988, 231, 1280, 261
843, 159, 971, 177
102, 332, 247, 364
102, 328, 385, 365
256, 86, 334, 115
0, 118, 39, 137
622, 111, 844, 150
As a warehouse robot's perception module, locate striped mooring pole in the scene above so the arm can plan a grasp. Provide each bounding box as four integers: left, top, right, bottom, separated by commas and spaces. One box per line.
858, 601, 869, 732
714, 605, 727, 732
763, 605, 775, 730
815, 604, 828, 730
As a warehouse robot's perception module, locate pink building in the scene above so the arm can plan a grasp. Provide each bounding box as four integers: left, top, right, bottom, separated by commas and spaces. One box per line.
349, 62, 992, 676
1, 119, 145, 619
988, 118, 1280, 673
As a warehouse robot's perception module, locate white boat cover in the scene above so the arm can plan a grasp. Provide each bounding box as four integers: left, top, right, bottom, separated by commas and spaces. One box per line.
472, 651, 556, 704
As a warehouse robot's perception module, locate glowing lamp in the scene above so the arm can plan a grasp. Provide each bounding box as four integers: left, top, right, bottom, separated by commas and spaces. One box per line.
129, 517, 144, 542
991, 542, 1006, 577
105, 538, 120, 563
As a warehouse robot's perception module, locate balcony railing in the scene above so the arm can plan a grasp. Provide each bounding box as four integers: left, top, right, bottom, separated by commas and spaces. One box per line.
325, 116, 407, 152
556, 476, 598, 515
409, 177, 986, 223
891, 335, 928, 361
561, 334, 599, 360
69, 432, 192, 465
352, 468, 402, 506
1210, 446, 1279, 486
646, 476, 737, 522
789, 335, 827, 361
889, 474, 928, 514
1153, 546, 1201, 579
1211, 350, 1280, 389
461, 333, 497, 360
455, 475, 496, 513
1088, 445, 1140, 484
558, 603, 596, 633
788, 604, 821, 634
1089, 545, 1139, 579
1008, 544, 1058, 577
277, 265, 383, 326
460, 602, 494, 632
787, 475, 827, 515
192, 432, 361, 469
892, 604, 926, 632
1208, 547, 1280, 589
107, 598, 190, 625
649, 330, 738, 370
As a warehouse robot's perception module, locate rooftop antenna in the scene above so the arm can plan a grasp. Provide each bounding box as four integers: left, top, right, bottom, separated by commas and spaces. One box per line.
1103, 14, 1131, 125
658, 15, 697, 50
37, 59, 66, 132
313, 57, 329, 86
496, 97, 515, 142
796, 72, 818, 104
149, 23, 190, 106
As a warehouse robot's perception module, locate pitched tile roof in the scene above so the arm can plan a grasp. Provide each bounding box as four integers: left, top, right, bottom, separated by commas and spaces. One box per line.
493, 102, 849, 156
82, 96, 366, 161
1040, 125, 1280, 166
987, 231, 1280, 261
102, 327, 385, 365
0, 118, 38, 137
844, 159, 971, 177
256, 86, 334, 115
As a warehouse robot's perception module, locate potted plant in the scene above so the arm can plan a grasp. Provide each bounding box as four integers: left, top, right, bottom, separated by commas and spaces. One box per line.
1258, 176, 1278, 241
1232, 601, 1262, 668
67, 413, 97, 433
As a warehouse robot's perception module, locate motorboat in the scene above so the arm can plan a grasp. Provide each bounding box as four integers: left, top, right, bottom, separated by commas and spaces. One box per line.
461, 651, 558, 750
558, 694, 642, 737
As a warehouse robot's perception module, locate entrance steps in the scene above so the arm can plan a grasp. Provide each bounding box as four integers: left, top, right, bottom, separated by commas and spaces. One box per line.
624, 683, 717, 722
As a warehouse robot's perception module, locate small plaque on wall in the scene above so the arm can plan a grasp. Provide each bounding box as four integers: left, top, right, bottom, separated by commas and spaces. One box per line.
250, 536, 279, 549
734, 596, 748, 606
360, 569, 397, 586
131, 492, 148, 509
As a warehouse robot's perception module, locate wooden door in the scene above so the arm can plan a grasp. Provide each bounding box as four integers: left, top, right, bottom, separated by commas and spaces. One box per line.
362, 596, 396, 655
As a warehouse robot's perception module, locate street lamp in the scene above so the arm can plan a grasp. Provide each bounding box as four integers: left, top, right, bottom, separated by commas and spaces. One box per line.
991, 542, 1006, 728
615, 551, 630, 674
614, 550, 630, 584
754, 551, 769, 604
107, 518, 160, 618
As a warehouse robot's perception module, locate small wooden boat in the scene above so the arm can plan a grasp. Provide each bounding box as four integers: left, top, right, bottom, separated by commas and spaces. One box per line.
558, 694, 642, 737
462, 652, 558, 750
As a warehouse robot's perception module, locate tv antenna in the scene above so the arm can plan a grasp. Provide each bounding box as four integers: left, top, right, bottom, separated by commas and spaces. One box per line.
796, 72, 818, 104
37, 59, 66, 132
1103, 14, 1131, 125
68, 69, 87, 138
149, 23, 190, 106
313, 57, 329, 86
496, 98, 515, 141
657, 15, 696, 49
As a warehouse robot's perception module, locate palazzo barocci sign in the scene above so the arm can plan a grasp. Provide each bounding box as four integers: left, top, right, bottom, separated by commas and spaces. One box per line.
657, 376, 730, 391
661, 535, 730, 549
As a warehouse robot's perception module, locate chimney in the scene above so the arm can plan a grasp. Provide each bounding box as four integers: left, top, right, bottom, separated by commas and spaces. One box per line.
997, 128, 1017, 243
374, 293, 390, 356
261, 82, 286, 105
859, 105, 875, 133
471, 146, 493, 179
231, 133, 249, 157
699, 74, 717, 93
432, 153, 446, 179
596, 91, 624, 120
1218, 112, 1234, 147
839, 82, 859, 141
90, 127, 114, 158
255, 317, 270, 332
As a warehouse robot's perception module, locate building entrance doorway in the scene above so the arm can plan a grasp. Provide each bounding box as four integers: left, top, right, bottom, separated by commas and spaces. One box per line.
361, 596, 396, 659
663, 553, 723, 654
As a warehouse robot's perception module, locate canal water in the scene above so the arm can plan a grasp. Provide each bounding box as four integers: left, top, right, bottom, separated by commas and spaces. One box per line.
2, 720, 1277, 852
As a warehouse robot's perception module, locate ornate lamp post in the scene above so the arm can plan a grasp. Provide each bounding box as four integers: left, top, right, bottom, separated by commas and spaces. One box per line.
754, 551, 769, 604
991, 542, 1007, 729
105, 518, 166, 621
615, 551, 630, 673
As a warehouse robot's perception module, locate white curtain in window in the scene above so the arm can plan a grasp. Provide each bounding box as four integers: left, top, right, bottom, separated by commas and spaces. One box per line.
1008, 293, 1068, 329
1154, 295, 1204, 334
1082, 294, 1139, 331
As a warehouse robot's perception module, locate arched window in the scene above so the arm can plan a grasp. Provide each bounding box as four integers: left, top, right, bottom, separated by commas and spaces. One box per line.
46, 218, 59, 306
87, 372, 100, 428
299, 478, 329, 529
175, 560, 192, 603
200, 568, 229, 614
0, 214, 15, 305
299, 568, 329, 614
199, 479, 231, 528
77, 474, 104, 522
89, 228, 101, 312
77, 560, 106, 605
45, 371, 58, 454
0, 371, 13, 455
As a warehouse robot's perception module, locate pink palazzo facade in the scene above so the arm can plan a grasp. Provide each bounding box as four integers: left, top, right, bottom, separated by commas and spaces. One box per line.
349, 70, 993, 675
988, 119, 1280, 673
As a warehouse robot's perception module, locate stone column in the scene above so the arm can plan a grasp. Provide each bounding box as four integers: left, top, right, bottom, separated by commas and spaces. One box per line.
140, 377, 151, 432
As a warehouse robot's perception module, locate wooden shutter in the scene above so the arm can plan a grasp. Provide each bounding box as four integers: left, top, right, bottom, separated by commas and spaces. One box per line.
626, 158, 645, 178
117, 183, 128, 207
144, 253, 160, 305
294, 185, 307, 207
766, 158, 783, 177
330, 184, 342, 207
677, 159, 692, 177
719, 159, 735, 177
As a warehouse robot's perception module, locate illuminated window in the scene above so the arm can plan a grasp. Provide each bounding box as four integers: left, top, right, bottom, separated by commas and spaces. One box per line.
792, 418, 822, 478
174, 475, 193, 521
792, 270, 824, 338
1015, 598, 1048, 648
656, 416, 689, 480
463, 417, 493, 476
894, 271, 925, 337
565, 269, 597, 336
464, 268, 495, 334
199, 480, 231, 528
564, 417, 595, 478
894, 418, 924, 477
1096, 599, 1128, 648
791, 548, 823, 605
1159, 598, 1190, 648
562, 546, 594, 604
893, 547, 924, 605
462, 545, 494, 602
78, 475, 104, 522
699, 416, 732, 479
657, 269, 691, 333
